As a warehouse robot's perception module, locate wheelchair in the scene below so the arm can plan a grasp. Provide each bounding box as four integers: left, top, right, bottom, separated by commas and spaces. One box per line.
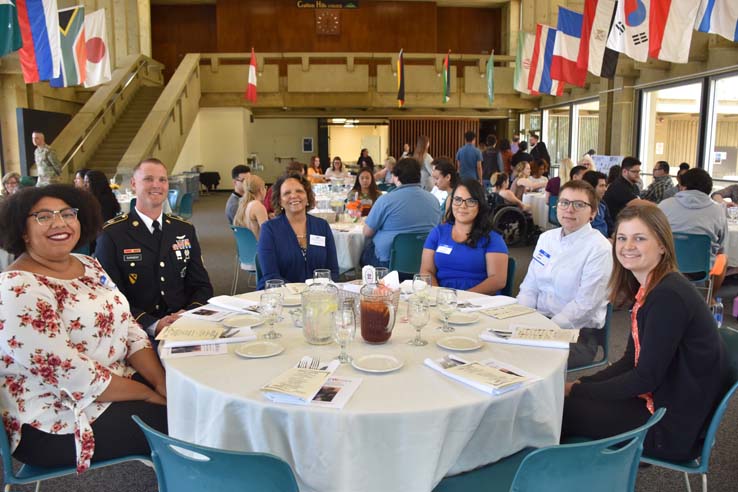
487, 192, 541, 247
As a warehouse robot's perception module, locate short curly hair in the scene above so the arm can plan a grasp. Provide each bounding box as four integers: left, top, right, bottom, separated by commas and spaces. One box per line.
269, 173, 315, 215
0, 184, 103, 256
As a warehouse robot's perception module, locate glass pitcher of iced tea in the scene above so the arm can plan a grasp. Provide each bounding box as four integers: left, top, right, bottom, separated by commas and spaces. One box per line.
359, 282, 397, 344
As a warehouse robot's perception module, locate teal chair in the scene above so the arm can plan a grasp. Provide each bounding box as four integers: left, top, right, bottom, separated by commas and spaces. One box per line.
388, 232, 429, 276
178, 193, 193, 219
500, 257, 516, 297
132, 416, 299, 492
547, 194, 560, 227
377, 182, 395, 192
0, 417, 150, 491
72, 243, 91, 255
231, 226, 258, 294
433, 408, 665, 492
640, 327, 738, 492
168, 189, 180, 213
673, 233, 714, 302
568, 303, 612, 373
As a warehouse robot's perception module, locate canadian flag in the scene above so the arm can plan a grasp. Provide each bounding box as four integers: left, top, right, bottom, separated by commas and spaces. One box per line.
245, 47, 257, 102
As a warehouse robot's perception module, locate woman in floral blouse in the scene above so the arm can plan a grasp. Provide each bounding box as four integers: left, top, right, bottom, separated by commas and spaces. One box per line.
0, 185, 167, 473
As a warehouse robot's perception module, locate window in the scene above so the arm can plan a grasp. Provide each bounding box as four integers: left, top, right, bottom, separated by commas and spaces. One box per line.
543, 106, 571, 165
571, 100, 599, 161
704, 74, 738, 182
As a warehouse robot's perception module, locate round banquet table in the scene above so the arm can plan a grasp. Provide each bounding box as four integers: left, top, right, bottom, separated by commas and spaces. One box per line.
329, 222, 365, 274
722, 222, 738, 267
522, 192, 549, 230
164, 290, 567, 492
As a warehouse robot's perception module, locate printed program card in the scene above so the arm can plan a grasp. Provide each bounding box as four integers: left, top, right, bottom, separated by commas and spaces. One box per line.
155, 321, 223, 342
261, 368, 332, 404
160, 343, 227, 359
482, 304, 536, 319
267, 376, 362, 409
480, 324, 580, 349
424, 355, 538, 395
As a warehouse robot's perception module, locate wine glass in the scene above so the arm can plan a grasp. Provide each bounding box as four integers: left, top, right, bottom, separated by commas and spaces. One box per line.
264, 279, 285, 321
407, 297, 429, 346
313, 269, 332, 284
436, 288, 457, 333
728, 206, 738, 224
259, 292, 283, 339
333, 308, 356, 363
413, 274, 432, 307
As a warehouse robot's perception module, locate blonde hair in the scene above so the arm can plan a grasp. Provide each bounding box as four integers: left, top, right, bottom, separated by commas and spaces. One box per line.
233, 175, 265, 227
558, 158, 574, 186
513, 161, 529, 179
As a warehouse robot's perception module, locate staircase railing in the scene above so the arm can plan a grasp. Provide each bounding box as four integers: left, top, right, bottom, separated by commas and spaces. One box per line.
53, 54, 164, 177
117, 54, 201, 178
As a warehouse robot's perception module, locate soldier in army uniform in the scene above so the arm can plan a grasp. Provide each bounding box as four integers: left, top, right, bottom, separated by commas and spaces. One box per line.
32, 132, 62, 186
96, 158, 213, 338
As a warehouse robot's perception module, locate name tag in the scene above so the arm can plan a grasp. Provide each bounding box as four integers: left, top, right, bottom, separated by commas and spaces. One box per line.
436, 245, 453, 255
123, 254, 142, 262
532, 248, 551, 267
309, 234, 326, 247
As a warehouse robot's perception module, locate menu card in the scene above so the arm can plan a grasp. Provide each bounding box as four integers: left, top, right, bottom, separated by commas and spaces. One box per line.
424, 355, 538, 395
267, 376, 362, 409
482, 304, 536, 319
160, 343, 227, 359
156, 318, 257, 347
208, 295, 260, 313
480, 324, 580, 349
261, 368, 333, 405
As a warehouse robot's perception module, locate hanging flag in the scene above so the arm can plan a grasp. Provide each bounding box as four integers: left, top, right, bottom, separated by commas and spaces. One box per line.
396, 48, 405, 107
528, 24, 564, 97
649, 0, 699, 63
16, 0, 61, 83
442, 50, 451, 104
551, 7, 587, 87
695, 0, 738, 42
514, 31, 535, 95
50, 5, 86, 88
83, 9, 110, 87
606, 0, 650, 62
578, 0, 619, 78
0, 0, 22, 57
486, 51, 494, 105
244, 47, 257, 102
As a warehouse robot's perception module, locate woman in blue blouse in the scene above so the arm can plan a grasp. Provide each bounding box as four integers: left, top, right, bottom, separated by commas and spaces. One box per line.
257, 173, 339, 289
420, 179, 508, 294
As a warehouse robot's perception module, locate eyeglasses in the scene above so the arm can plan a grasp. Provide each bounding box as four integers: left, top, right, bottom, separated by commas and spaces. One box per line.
556, 199, 591, 210
234, 178, 245, 183
28, 207, 79, 226
452, 196, 479, 207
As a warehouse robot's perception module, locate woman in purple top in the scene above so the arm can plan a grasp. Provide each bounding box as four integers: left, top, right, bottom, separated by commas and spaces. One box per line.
420, 179, 508, 294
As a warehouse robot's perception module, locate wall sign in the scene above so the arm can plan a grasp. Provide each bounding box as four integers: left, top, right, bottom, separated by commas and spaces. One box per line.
297, 1, 358, 8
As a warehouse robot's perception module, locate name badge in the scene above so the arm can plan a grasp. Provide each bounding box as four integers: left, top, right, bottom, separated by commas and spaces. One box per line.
436, 245, 453, 255
309, 234, 326, 247
124, 254, 142, 262
532, 248, 551, 267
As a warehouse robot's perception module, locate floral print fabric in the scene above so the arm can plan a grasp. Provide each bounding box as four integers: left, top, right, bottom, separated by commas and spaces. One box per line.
0, 255, 150, 472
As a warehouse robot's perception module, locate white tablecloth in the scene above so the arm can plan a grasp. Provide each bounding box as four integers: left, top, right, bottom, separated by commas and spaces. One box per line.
165, 291, 567, 492
330, 222, 365, 274
523, 192, 549, 230
723, 223, 738, 267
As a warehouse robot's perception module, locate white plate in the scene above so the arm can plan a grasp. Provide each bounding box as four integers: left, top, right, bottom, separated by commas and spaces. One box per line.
282, 295, 302, 307
351, 354, 403, 374
444, 312, 481, 325
437, 335, 483, 352
222, 313, 264, 329
235, 341, 284, 359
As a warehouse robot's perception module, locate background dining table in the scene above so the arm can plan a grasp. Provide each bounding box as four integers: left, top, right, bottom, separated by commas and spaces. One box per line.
164, 289, 567, 492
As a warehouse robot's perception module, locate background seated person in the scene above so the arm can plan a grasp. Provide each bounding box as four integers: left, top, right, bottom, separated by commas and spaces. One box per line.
361, 158, 442, 268
307, 156, 327, 183
0, 185, 167, 473
431, 157, 459, 217
420, 179, 508, 294
325, 156, 349, 180
544, 157, 573, 199
347, 168, 381, 215
258, 173, 338, 289
374, 156, 396, 185
582, 170, 613, 238
510, 161, 546, 200
517, 180, 613, 367
489, 172, 530, 211
233, 175, 268, 240
603, 156, 648, 220
563, 204, 727, 462
711, 183, 738, 207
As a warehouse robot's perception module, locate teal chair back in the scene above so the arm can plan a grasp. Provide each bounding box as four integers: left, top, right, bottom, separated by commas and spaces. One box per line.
168, 189, 180, 212
230, 226, 258, 294
673, 233, 711, 281
377, 182, 396, 192
500, 256, 516, 297
434, 408, 665, 492
132, 416, 299, 492
568, 303, 612, 373
178, 193, 193, 219
72, 243, 91, 255
0, 413, 149, 490
548, 194, 560, 227
641, 327, 738, 484
388, 232, 428, 275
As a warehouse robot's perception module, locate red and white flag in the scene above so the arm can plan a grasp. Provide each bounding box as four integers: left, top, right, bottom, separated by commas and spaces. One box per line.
649, 0, 699, 63
578, 0, 619, 78
83, 9, 111, 87
551, 7, 587, 87
606, 0, 650, 62
245, 47, 257, 103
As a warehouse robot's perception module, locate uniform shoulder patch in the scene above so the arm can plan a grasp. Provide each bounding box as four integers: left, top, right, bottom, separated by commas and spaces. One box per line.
166, 213, 191, 224
103, 214, 128, 229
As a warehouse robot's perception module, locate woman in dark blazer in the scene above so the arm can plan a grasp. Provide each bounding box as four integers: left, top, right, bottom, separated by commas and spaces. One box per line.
562, 204, 728, 461
257, 173, 338, 290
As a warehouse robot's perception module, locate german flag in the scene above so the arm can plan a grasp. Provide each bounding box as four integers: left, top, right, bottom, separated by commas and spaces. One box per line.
397, 49, 405, 108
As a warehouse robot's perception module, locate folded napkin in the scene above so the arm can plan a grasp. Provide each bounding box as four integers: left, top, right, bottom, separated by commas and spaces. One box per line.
208, 295, 260, 312
458, 295, 517, 312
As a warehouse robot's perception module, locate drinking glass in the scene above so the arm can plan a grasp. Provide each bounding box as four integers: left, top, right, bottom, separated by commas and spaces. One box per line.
375, 267, 389, 281
265, 279, 285, 294
333, 308, 356, 363
313, 269, 332, 284
436, 288, 458, 333
729, 206, 738, 224
407, 297, 429, 346
259, 292, 283, 339
413, 274, 432, 306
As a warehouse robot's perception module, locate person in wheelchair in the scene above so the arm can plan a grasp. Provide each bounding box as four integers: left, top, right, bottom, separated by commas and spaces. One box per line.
487, 173, 535, 247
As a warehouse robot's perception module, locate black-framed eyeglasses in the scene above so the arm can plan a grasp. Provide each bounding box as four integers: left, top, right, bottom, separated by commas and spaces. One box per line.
28, 208, 79, 226
556, 199, 591, 210
452, 196, 479, 207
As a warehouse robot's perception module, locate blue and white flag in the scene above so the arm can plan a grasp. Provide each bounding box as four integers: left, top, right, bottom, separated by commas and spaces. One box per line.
695, 0, 738, 42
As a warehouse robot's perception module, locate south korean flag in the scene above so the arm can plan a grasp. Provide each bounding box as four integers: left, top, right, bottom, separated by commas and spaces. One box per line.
606, 0, 650, 62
